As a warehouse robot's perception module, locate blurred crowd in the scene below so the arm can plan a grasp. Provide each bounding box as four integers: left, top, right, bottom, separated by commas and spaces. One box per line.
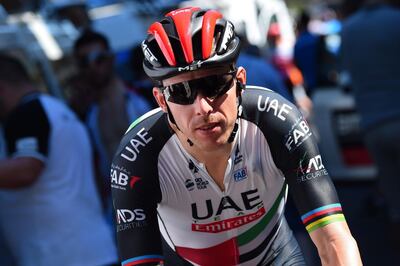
0, 0, 399, 265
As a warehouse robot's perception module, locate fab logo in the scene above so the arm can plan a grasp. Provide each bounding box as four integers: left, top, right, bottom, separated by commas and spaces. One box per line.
233, 167, 247, 182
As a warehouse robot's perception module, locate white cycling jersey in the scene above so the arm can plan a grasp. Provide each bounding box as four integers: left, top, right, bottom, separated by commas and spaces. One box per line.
111, 86, 344, 266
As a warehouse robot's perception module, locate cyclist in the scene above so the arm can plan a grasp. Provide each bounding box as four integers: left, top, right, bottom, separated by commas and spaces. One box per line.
111, 7, 362, 266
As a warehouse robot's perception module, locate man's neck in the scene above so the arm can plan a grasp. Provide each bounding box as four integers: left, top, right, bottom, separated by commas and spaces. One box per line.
176, 127, 233, 162
173, 123, 234, 191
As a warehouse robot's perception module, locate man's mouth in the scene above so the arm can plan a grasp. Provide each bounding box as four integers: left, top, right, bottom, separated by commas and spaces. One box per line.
197, 122, 219, 131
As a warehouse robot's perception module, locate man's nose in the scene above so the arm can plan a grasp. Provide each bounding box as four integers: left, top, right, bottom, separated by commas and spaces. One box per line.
193, 93, 213, 115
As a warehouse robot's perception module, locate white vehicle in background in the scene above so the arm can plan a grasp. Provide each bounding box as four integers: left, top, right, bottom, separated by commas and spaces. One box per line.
0, 6, 67, 98
312, 87, 376, 181
180, 0, 295, 56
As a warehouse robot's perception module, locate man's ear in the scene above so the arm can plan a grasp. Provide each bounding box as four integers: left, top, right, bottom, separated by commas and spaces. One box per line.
153, 87, 168, 112
236, 66, 246, 85
236, 66, 246, 94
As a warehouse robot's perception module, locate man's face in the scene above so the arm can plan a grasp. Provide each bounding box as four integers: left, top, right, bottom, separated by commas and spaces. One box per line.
154, 67, 246, 152
75, 42, 114, 86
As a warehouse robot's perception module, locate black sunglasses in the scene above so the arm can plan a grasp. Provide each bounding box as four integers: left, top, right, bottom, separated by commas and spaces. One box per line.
162, 70, 237, 105
77, 51, 112, 68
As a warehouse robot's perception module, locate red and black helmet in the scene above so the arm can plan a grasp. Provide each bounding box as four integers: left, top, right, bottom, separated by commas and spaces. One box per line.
142, 7, 241, 86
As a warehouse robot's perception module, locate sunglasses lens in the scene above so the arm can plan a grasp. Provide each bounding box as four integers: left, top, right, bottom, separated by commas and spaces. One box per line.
200, 73, 235, 98
164, 71, 236, 105
164, 82, 196, 105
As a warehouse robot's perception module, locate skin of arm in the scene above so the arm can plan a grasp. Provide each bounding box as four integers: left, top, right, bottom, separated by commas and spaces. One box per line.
0, 157, 44, 188
310, 221, 363, 266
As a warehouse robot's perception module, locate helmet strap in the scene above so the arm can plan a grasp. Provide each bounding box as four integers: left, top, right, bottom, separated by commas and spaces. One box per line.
227, 80, 244, 143
165, 102, 177, 127
165, 102, 194, 146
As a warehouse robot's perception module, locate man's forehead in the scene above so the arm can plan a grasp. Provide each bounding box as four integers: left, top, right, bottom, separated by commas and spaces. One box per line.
162, 66, 232, 87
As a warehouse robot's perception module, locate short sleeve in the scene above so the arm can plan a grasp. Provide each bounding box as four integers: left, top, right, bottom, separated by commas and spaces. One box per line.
3, 99, 50, 162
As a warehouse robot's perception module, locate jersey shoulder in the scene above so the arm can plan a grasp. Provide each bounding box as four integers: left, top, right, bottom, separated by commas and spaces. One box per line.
240, 85, 312, 154
111, 108, 171, 204
240, 85, 299, 128
113, 108, 173, 163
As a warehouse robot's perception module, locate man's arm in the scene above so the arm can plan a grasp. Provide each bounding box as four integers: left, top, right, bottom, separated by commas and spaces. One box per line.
1, 97, 49, 189
310, 222, 362, 266
245, 89, 362, 264
0, 157, 43, 188
111, 111, 168, 266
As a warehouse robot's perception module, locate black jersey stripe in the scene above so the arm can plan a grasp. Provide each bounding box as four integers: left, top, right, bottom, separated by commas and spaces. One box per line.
238, 220, 280, 264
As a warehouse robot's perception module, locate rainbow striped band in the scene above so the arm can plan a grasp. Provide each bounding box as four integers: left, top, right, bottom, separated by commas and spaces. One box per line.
122, 255, 164, 266
301, 203, 345, 233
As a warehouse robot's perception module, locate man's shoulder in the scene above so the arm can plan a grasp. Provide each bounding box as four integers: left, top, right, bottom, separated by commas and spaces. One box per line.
37, 94, 84, 125
124, 108, 165, 134
5, 94, 46, 126
115, 108, 173, 159
241, 86, 304, 138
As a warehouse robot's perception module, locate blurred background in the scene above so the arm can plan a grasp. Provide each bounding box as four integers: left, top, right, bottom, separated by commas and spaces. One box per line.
0, 0, 398, 265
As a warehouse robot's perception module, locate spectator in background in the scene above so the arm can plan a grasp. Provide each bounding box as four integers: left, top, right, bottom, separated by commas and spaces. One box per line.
237, 35, 293, 101
0, 229, 15, 266
0, 127, 15, 266
129, 44, 158, 108
0, 54, 117, 266
266, 22, 313, 119
49, 0, 91, 31
64, 71, 94, 121
340, 0, 400, 243
294, 10, 322, 96
71, 30, 151, 217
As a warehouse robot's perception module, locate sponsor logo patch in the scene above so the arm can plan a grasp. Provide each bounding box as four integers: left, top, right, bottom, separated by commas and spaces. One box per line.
142, 41, 158, 63
219, 21, 234, 52
195, 177, 209, 190
191, 189, 262, 220
178, 61, 203, 72
111, 167, 141, 191
257, 95, 293, 121
116, 208, 147, 232
185, 179, 195, 191
120, 128, 152, 162
233, 146, 243, 165
233, 167, 247, 182
192, 207, 265, 233
188, 159, 199, 173
295, 154, 328, 182
284, 118, 312, 152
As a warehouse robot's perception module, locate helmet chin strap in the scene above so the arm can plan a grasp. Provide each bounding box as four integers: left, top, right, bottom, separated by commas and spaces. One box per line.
164, 80, 244, 147
165, 102, 195, 146
227, 81, 243, 143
